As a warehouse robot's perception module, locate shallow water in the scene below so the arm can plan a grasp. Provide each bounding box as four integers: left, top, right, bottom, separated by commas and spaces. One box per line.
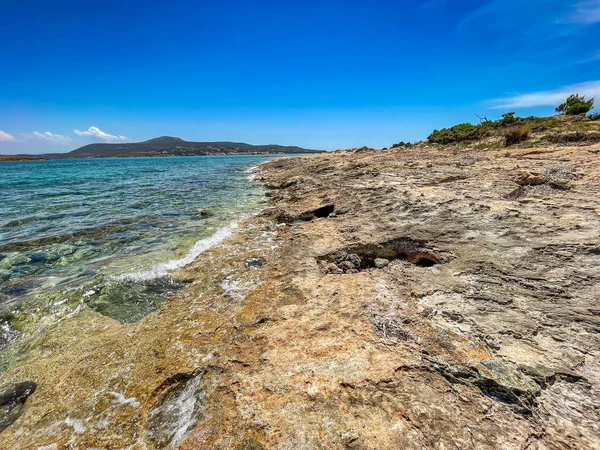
0, 155, 273, 367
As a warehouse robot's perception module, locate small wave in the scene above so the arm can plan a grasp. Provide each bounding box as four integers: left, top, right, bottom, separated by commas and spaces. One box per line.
117, 222, 238, 282
2, 214, 68, 228
243, 164, 262, 182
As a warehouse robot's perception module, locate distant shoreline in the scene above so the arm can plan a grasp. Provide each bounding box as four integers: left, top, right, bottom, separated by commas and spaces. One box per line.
0, 155, 48, 162
0, 152, 317, 162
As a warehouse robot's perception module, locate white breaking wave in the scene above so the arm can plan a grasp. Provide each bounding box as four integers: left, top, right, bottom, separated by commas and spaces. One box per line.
117, 222, 238, 282
244, 164, 260, 181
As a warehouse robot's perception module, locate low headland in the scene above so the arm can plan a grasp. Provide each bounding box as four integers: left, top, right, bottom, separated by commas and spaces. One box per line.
0, 155, 47, 162
1, 111, 599, 448
0, 136, 323, 161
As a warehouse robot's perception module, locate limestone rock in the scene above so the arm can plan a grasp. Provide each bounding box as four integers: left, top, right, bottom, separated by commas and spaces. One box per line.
514, 170, 545, 185
345, 253, 361, 268
326, 263, 343, 274
374, 258, 389, 268
339, 261, 355, 271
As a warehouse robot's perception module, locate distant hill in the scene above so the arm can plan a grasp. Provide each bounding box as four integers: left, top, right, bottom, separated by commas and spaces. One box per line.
46, 136, 323, 158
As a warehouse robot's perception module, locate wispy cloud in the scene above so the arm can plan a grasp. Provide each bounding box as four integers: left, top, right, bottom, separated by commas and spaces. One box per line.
457, 0, 600, 32
0, 131, 16, 142
29, 131, 72, 144
566, 0, 600, 24
74, 126, 127, 142
576, 51, 600, 64
457, 0, 505, 31
489, 80, 600, 109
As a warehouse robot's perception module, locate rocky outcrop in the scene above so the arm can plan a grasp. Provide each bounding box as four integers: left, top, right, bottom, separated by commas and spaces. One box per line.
0, 144, 599, 449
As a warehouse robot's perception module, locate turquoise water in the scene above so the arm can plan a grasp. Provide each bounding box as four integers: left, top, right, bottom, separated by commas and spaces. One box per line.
0, 155, 271, 359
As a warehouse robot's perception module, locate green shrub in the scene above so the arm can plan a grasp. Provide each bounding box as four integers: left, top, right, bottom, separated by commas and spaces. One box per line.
588, 113, 600, 121
428, 123, 483, 144
497, 112, 518, 127
504, 127, 529, 146
555, 94, 594, 116
391, 141, 413, 148
424, 113, 561, 146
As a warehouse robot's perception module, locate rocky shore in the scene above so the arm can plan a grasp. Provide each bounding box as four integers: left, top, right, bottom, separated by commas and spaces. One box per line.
1, 144, 599, 449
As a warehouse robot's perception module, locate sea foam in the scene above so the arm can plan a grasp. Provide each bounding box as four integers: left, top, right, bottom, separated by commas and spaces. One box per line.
117, 222, 238, 282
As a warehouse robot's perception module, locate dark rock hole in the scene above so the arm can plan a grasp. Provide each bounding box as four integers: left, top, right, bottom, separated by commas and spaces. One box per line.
282, 204, 336, 223
319, 238, 453, 274
313, 205, 335, 218
414, 256, 437, 267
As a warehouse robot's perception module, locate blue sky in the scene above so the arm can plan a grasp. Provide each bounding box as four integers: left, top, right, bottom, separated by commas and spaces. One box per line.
1, 0, 599, 153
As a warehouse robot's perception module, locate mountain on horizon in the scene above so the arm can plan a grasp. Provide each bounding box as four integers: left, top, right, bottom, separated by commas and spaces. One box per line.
141, 136, 186, 145
44, 137, 323, 159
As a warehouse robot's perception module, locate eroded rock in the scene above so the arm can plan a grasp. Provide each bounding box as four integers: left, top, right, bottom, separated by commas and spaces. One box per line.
146, 371, 209, 449
0, 382, 36, 432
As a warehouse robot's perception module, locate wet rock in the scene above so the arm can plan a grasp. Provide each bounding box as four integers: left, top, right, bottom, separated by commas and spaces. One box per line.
197, 209, 214, 218
0, 382, 36, 432
28, 251, 58, 264
147, 372, 207, 449
374, 258, 389, 269
0, 270, 10, 283
0, 253, 30, 268
245, 256, 265, 268
48, 244, 77, 259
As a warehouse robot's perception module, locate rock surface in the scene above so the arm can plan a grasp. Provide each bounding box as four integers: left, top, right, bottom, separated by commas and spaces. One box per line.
0, 144, 599, 449
374, 258, 389, 268
0, 382, 36, 432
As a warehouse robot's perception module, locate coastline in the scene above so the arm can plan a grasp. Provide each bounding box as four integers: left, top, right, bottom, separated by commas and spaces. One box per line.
1, 145, 599, 448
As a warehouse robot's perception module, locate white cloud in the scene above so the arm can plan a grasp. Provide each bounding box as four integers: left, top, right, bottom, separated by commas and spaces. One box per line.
74, 126, 127, 142
0, 131, 16, 142
489, 80, 600, 109
566, 0, 600, 24
30, 131, 72, 144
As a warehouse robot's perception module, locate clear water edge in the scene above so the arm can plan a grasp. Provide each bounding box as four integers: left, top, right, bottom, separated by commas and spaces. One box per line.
0, 155, 279, 373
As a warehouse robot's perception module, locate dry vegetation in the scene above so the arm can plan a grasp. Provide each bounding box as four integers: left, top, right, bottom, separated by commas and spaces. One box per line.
415, 114, 600, 152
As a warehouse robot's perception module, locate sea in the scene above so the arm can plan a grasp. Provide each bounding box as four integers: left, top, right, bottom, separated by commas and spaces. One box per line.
0, 155, 275, 371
